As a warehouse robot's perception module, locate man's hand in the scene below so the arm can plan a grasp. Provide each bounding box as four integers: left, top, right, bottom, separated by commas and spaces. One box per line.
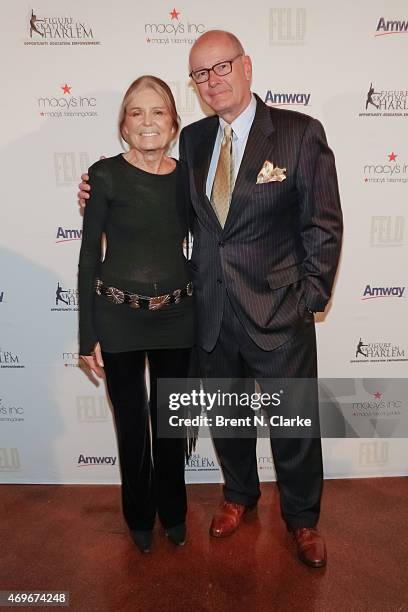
80, 343, 105, 378
78, 173, 90, 208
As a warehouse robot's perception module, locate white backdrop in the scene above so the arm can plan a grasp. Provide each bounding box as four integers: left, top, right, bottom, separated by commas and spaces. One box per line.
1, 1, 407, 483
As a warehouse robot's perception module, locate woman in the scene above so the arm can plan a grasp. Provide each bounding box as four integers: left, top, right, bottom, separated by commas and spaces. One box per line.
78, 76, 194, 553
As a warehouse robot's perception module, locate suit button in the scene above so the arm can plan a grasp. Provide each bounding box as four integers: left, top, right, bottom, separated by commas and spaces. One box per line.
219, 241, 225, 247
217, 279, 223, 285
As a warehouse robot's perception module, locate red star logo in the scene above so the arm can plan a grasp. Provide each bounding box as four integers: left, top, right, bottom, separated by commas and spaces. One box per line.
388, 152, 397, 162
61, 84, 72, 94
169, 8, 180, 19
373, 391, 382, 400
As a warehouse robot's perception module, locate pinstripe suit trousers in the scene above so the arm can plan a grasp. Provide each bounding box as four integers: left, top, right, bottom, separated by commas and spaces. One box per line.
198, 291, 323, 529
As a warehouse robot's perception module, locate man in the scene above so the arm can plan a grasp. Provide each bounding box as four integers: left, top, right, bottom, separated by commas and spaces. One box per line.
79, 30, 342, 567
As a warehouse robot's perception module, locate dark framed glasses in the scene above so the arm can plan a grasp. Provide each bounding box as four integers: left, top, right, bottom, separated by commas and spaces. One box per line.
189, 54, 243, 84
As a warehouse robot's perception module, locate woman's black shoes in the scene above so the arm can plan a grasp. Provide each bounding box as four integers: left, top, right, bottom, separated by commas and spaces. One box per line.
165, 523, 187, 546
131, 529, 153, 553
131, 524, 186, 552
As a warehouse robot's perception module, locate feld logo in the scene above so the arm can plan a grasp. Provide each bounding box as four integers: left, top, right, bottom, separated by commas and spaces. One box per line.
375, 17, 408, 37
370, 216, 405, 247
77, 454, 117, 467
264, 91, 311, 107
167, 81, 197, 115
361, 285, 406, 300
77, 396, 111, 423
54, 152, 90, 186
359, 442, 389, 466
0, 448, 21, 471
269, 8, 306, 46
56, 227, 82, 244
144, 8, 205, 45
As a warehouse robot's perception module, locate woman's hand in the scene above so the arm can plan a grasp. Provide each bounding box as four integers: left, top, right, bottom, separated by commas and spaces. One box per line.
80, 343, 105, 378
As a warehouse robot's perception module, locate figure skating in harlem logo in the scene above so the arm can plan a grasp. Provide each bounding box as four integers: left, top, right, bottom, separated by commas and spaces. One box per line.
366, 83, 379, 110
30, 10, 44, 37
351, 338, 407, 363
56, 282, 68, 306
25, 8, 99, 46
51, 282, 79, 311
356, 338, 368, 358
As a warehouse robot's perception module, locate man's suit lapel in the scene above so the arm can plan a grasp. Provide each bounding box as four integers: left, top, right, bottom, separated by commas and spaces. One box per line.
224, 96, 275, 233
192, 115, 221, 230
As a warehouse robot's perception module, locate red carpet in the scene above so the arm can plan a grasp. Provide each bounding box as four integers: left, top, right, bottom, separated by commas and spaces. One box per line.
0, 479, 407, 611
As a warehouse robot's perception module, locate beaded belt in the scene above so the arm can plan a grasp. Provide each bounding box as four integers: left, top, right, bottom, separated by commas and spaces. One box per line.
95, 279, 193, 310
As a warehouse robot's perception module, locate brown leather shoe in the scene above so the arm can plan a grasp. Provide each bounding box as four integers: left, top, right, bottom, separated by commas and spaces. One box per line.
209, 502, 247, 537
292, 527, 327, 568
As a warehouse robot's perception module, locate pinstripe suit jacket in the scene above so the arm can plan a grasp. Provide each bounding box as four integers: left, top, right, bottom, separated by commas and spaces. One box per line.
179, 94, 343, 352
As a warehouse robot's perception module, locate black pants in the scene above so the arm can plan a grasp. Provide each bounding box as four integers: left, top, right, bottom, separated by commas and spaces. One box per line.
102, 348, 191, 531
198, 294, 323, 530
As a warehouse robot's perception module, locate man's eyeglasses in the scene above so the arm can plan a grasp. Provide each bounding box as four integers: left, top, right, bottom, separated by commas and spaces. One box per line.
189, 54, 243, 84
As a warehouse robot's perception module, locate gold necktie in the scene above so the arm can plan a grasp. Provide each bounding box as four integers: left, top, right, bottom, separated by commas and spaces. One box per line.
211, 125, 233, 228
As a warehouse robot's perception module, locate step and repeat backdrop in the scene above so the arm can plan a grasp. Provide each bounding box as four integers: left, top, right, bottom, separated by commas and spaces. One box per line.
1, 1, 407, 483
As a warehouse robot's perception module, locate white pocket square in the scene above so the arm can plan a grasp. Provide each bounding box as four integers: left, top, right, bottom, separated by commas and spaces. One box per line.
256, 160, 287, 184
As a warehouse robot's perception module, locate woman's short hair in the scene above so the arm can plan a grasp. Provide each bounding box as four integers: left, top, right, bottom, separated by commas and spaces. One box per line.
118, 75, 180, 146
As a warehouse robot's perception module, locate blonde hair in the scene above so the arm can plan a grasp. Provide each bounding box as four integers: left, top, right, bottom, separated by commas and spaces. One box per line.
118, 75, 180, 146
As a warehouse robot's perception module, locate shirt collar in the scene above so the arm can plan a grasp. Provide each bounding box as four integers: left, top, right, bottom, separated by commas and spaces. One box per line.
219, 93, 257, 140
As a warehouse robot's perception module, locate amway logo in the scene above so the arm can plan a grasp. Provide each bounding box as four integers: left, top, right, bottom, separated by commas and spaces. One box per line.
77, 454, 117, 466
362, 285, 405, 299
375, 17, 408, 36
265, 91, 310, 106
56, 227, 82, 243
